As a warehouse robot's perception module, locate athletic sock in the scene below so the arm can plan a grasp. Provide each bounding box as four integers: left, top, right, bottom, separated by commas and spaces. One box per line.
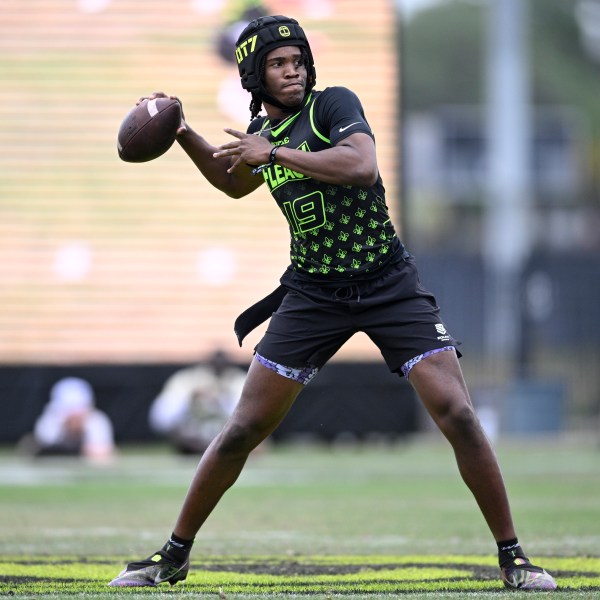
162, 532, 194, 563
497, 537, 528, 568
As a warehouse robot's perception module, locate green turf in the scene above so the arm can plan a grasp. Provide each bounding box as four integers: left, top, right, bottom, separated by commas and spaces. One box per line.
0, 437, 599, 598
1, 554, 600, 595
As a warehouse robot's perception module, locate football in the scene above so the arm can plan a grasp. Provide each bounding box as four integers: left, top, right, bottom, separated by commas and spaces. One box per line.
117, 97, 182, 163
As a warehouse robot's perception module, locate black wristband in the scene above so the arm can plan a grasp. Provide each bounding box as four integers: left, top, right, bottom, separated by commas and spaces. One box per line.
269, 145, 280, 164
251, 145, 281, 175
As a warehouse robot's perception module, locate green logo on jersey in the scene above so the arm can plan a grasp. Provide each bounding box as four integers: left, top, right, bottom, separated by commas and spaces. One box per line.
263, 164, 306, 191
283, 191, 326, 235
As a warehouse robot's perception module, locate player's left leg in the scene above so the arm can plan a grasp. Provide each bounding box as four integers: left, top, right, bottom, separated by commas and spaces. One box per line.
407, 349, 557, 591
408, 349, 514, 539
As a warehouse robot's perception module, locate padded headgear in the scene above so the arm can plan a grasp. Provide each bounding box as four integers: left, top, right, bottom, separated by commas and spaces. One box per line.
235, 15, 316, 106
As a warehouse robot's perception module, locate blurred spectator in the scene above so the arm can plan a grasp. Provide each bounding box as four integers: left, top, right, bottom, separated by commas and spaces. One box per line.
18, 377, 116, 463
149, 350, 247, 455
215, 1, 269, 63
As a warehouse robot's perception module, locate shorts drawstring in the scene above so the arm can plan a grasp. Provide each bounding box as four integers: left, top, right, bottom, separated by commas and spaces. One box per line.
333, 285, 361, 303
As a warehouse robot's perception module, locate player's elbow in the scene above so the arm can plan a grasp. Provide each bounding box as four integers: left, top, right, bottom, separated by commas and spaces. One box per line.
216, 178, 250, 198
224, 188, 244, 199
225, 186, 257, 199
221, 173, 261, 199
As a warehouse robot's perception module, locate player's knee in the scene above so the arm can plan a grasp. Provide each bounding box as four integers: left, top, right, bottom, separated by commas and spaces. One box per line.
451, 403, 479, 430
436, 401, 480, 437
214, 420, 264, 457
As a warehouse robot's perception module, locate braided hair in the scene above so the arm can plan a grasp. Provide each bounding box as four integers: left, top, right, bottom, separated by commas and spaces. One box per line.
249, 95, 262, 120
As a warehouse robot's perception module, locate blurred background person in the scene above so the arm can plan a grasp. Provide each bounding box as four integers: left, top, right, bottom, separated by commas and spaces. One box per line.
149, 350, 247, 455
18, 377, 116, 463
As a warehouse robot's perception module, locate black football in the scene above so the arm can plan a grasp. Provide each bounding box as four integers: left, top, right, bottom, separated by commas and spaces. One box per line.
117, 97, 182, 163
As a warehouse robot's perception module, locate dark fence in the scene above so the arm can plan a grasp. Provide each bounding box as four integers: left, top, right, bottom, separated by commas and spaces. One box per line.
0, 362, 418, 445
415, 250, 600, 349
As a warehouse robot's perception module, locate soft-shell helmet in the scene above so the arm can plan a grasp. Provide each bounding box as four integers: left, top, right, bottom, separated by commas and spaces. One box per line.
235, 15, 316, 109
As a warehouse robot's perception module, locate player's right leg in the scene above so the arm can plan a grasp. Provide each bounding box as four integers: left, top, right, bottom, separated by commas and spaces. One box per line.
109, 359, 305, 587
172, 358, 306, 539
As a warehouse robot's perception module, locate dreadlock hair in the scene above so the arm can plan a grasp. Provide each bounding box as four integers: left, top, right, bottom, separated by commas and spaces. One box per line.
248, 47, 310, 121
249, 94, 263, 121
249, 52, 267, 121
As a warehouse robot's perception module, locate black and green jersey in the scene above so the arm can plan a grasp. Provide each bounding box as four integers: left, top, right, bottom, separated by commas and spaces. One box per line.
248, 86, 401, 280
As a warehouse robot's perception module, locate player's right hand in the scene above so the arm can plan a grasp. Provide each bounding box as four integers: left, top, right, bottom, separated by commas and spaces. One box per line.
137, 91, 187, 134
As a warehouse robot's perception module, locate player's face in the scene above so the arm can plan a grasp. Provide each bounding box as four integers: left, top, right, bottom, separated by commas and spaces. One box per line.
263, 46, 307, 107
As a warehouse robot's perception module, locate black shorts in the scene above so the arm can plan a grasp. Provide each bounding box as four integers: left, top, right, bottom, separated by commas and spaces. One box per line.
255, 255, 461, 380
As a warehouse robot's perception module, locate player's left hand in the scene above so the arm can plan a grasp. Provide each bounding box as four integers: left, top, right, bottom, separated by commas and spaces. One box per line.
213, 128, 272, 173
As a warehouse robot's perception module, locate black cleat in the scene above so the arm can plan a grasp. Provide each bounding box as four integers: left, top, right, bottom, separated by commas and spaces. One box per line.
108, 550, 189, 587
501, 556, 557, 590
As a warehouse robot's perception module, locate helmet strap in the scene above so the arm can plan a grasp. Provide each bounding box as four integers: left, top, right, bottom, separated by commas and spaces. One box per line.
256, 88, 306, 113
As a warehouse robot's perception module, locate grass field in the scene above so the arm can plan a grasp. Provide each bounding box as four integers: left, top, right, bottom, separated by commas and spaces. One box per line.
1, 435, 599, 598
